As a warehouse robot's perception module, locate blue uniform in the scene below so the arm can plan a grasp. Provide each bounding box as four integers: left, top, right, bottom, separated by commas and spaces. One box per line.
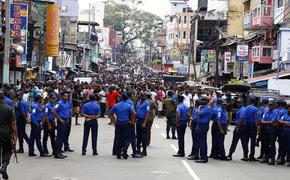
29, 102, 45, 156
176, 103, 189, 125
54, 100, 71, 119
136, 100, 150, 120
215, 106, 227, 159
64, 99, 73, 151
196, 105, 212, 124
280, 114, 290, 161
4, 96, 13, 107
176, 102, 189, 155
43, 102, 56, 154
81, 101, 101, 154
126, 99, 138, 155
126, 99, 134, 108
245, 104, 259, 159
16, 99, 30, 151
110, 101, 134, 123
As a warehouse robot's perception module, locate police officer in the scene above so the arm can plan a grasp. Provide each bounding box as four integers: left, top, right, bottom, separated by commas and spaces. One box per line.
164, 90, 177, 139
260, 100, 279, 165
257, 99, 269, 160
43, 93, 57, 155
0, 91, 18, 180
279, 105, 290, 167
227, 98, 247, 160
276, 100, 288, 163
81, 94, 100, 156
109, 94, 135, 159
52, 91, 71, 159
188, 100, 199, 160
136, 92, 151, 156
15, 91, 30, 153
210, 98, 222, 159
195, 95, 212, 163
245, 96, 259, 161
173, 95, 188, 157
216, 100, 228, 160
29, 95, 49, 157
64, 88, 74, 152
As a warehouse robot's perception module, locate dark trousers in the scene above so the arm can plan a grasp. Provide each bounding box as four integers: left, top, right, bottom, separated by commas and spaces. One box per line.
229, 126, 248, 157
276, 126, 283, 158
147, 120, 153, 145
64, 118, 72, 150
55, 120, 67, 154
42, 122, 56, 154
246, 123, 257, 158
129, 124, 137, 154
262, 126, 277, 160
136, 120, 148, 152
82, 120, 98, 153
177, 124, 187, 155
16, 118, 30, 150
196, 123, 209, 161
166, 115, 176, 137
259, 125, 266, 158
29, 124, 44, 155
280, 129, 290, 161
0, 133, 13, 163
216, 125, 227, 158
115, 123, 131, 156
190, 124, 198, 156
100, 103, 106, 117
210, 122, 218, 157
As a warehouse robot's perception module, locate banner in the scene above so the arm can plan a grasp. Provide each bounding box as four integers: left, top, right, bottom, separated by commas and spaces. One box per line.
224, 52, 231, 73
10, 3, 28, 65
46, 4, 59, 57
207, 50, 216, 62
236, 45, 249, 61
200, 50, 208, 73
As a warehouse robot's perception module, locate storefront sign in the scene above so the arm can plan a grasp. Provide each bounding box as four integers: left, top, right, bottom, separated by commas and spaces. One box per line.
207, 50, 216, 62
224, 52, 231, 73
236, 45, 249, 61
200, 50, 208, 73
46, 4, 59, 57
10, 3, 28, 65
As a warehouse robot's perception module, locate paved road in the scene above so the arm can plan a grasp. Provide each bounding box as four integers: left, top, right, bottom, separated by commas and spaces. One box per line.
9, 117, 290, 180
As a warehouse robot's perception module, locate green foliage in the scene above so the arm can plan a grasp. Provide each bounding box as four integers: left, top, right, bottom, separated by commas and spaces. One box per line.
228, 79, 246, 85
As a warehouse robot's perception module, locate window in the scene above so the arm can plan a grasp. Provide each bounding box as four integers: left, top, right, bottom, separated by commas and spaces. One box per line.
179, 16, 181, 24
263, 6, 272, 16
262, 47, 272, 57
183, 31, 186, 39
253, 8, 257, 17
184, 16, 187, 24
278, 0, 284, 8
252, 47, 261, 57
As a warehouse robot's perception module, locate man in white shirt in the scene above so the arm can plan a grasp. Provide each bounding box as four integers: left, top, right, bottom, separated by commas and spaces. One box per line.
182, 89, 193, 108
98, 86, 107, 118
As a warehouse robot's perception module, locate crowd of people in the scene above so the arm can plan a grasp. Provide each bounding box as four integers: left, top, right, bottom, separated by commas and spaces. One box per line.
0, 62, 290, 179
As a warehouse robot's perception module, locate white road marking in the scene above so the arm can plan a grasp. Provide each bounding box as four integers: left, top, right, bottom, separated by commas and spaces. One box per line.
155, 124, 160, 129
170, 144, 178, 153
181, 160, 201, 180
52, 177, 78, 180
161, 133, 166, 139
151, 171, 170, 174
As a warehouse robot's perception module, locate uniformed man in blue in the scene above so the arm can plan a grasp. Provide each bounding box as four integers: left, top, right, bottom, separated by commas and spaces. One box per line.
52, 91, 71, 159
43, 93, 57, 155
276, 100, 288, 164
15, 91, 31, 153
4, 92, 13, 107
188, 100, 199, 160
63, 88, 74, 153
279, 105, 290, 167
257, 99, 269, 160
244, 96, 259, 161
227, 98, 247, 160
173, 95, 189, 157
109, 93, 135, 159
259, 100, 279, 165
28, 95, 50, 157
136, 92, 151, 157
195, 95, 212, 163
81, 94, 101, 156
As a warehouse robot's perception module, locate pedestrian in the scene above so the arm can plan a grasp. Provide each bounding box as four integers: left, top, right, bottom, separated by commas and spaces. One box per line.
136, 92, 151, 156
43, 93, 57, 156
157, 86, 165, 118
227, 98, 248, 161
72, 86, 81, 125
0, 91, 18, 180
29, 95, 50, 157
81, 94, 101, 156
109, 94, 135, 159
106, 86, 120, 125
52, 91, 71, 159
15, 91, 30, 153
173, 95, 188, 157
146, 92, 157, 146
164, 90, 177, 139
98, 86, 107, 118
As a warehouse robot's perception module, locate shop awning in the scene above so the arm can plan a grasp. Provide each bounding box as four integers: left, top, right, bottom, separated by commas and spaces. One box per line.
245, 71, 290, 84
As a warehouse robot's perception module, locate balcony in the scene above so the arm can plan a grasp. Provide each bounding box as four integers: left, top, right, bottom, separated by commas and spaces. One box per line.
243, 12, 252, 30
252, 45, 273, 64
252, 5, 273, 28
274, 7, 284, 24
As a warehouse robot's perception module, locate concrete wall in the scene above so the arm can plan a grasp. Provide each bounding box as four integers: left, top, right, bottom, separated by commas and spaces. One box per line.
58, 0, 79, 17
227, 0, 243, 36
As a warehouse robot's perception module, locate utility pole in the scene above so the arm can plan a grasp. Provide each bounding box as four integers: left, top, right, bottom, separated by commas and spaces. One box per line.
2, 0, 11, 84
215, 18, 221, 87
192, 17, 198, 81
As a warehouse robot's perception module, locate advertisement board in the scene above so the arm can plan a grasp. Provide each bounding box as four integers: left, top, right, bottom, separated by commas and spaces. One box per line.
236, 45, 249, 61
224, 52, 231, 73
46, 4, 59, 57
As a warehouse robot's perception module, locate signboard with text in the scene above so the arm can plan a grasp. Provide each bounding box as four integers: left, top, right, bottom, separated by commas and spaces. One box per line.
236, 45, 249, 61
224, 52, 231, 73
10, 3, 28, 65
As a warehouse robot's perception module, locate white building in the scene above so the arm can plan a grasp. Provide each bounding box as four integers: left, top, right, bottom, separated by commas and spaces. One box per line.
79, 2, 105, 27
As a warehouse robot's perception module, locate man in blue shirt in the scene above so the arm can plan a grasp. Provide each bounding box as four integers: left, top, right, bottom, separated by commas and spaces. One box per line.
81, 94, 101, 156
276, 100, 288, 163
109, 94, 135, 159
136, 92, 151, 157
244, 96, 259, 161
4, 95, 13, 108
15, 91, 31, 153
260, 100, 279, 165
279, 106, 290, 167
63, 88, 74, 153
227, 98, 247, 160
173, 95, 189, 157
195, 95, 212, 163
29, 95, 49, 157
43, 93, 57, 155
257, 99, 269, 160
188, 100, 199, 160
216, 100, 228, 160
52, 91, 71, 159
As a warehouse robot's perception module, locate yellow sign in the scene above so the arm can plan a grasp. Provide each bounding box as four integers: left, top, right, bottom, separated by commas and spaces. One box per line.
46, 4, 59, 57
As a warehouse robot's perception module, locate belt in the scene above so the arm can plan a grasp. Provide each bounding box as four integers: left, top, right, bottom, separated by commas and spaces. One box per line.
116, 120, 130, 124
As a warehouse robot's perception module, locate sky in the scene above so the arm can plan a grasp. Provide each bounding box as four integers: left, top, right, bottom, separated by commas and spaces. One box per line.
80, 0, 198, 18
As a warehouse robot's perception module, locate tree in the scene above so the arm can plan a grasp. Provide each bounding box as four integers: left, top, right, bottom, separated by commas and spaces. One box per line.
104, 0, 163, 52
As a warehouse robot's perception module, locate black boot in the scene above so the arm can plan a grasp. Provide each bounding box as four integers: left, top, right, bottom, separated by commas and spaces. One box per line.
166, 129, 170, 139
0, 162, 9, 180
172, 127, 177, 139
